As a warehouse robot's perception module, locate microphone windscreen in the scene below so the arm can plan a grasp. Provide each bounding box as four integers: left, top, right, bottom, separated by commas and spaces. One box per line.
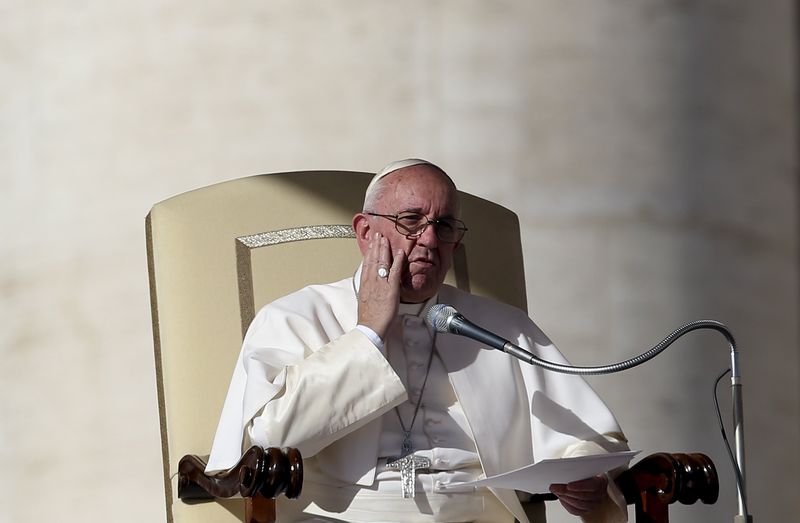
426, 304, 458, 333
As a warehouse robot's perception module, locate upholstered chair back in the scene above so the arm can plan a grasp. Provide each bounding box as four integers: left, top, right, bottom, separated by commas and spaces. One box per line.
146, 171, 527, 522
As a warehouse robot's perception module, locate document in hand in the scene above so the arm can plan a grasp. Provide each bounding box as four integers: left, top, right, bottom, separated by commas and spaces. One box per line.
442, 451, 639, 495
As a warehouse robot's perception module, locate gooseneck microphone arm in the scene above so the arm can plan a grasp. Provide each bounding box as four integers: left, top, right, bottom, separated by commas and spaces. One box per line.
427, 304, 750, 522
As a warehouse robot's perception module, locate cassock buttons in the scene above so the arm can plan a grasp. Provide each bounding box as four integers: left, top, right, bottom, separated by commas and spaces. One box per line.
404, 316, 421, 327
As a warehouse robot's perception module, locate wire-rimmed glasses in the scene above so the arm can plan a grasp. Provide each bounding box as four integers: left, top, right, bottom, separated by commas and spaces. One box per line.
366, 211, 467, 243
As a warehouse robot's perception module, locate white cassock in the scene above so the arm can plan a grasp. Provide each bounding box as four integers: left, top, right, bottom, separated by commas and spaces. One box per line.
207, 271, 629, 523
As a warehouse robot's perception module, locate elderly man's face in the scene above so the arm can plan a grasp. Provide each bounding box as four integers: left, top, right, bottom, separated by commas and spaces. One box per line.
361, 166, 461, 303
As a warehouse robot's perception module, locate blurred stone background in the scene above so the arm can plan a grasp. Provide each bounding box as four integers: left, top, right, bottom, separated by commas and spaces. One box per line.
1, 1, 797, 522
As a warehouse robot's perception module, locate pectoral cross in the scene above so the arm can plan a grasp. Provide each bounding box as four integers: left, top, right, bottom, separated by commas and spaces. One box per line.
386, 454, 431, 498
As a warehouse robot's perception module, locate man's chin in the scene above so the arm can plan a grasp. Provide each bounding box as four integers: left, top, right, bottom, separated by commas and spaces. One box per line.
400, 275, 443, 303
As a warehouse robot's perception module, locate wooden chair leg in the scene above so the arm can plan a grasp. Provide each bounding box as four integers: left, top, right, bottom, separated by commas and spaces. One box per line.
246, 494, 276, 523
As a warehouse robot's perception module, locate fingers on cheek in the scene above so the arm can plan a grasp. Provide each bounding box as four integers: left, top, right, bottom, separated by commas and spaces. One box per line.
365, 237, 374, 260
367, 234, 383, 264
382, 237, 391, 260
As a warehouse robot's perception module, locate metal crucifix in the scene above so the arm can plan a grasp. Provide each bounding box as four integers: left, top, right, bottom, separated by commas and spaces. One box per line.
386, 454, 431, 498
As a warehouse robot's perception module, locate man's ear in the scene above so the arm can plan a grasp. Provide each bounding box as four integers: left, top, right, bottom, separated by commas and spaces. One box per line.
352, 213, 371, 255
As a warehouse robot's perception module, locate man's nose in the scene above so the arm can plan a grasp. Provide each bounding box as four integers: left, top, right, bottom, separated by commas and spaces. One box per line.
417, 222, 439, 247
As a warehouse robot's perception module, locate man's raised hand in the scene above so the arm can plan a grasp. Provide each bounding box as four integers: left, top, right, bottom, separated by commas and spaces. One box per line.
357, 232, 405, 338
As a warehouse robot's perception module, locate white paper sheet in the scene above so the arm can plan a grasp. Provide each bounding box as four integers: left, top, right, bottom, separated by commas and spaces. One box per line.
441, 451, 639, 495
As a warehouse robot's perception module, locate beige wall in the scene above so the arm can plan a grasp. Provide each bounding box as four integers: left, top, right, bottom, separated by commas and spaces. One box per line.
1, 2, 796, 522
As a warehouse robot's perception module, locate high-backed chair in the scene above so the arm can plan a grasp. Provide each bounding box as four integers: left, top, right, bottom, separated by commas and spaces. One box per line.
146, 171, 718, 523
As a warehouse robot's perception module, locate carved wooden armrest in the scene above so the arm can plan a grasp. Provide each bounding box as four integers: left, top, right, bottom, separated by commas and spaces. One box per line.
526, 452, 718, 523
178, 446, 303, 523
615, 452, 719, 523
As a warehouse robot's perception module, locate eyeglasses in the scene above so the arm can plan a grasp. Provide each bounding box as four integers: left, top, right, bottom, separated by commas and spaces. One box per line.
366, 211, 468, 243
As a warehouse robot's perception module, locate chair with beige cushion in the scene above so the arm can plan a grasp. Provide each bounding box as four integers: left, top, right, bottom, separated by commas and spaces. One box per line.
146, 170, 718, 523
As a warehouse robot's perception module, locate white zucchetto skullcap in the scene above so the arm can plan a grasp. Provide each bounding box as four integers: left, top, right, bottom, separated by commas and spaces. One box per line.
364, 158, 442, 207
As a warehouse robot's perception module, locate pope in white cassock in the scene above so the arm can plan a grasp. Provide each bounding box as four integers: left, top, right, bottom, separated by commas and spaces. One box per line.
206, 159, 630, 523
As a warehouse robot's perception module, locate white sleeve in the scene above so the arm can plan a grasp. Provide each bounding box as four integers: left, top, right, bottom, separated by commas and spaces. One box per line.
355, 324, 386, 353
560, 435, 631, 523
206, 297, 406, 473
246, 328, 406, 458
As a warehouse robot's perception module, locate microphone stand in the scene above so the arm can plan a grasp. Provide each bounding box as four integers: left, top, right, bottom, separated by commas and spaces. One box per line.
439, 311, 752, 522
729, 348, 751, 523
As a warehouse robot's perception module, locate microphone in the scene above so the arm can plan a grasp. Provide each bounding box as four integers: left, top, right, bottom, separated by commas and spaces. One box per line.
428, 303, 751, 522
426, 304, 539, 364
426, 303, 735, 377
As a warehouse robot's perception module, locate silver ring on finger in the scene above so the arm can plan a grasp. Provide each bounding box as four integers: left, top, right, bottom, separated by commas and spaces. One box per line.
377, 266, 389, 279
